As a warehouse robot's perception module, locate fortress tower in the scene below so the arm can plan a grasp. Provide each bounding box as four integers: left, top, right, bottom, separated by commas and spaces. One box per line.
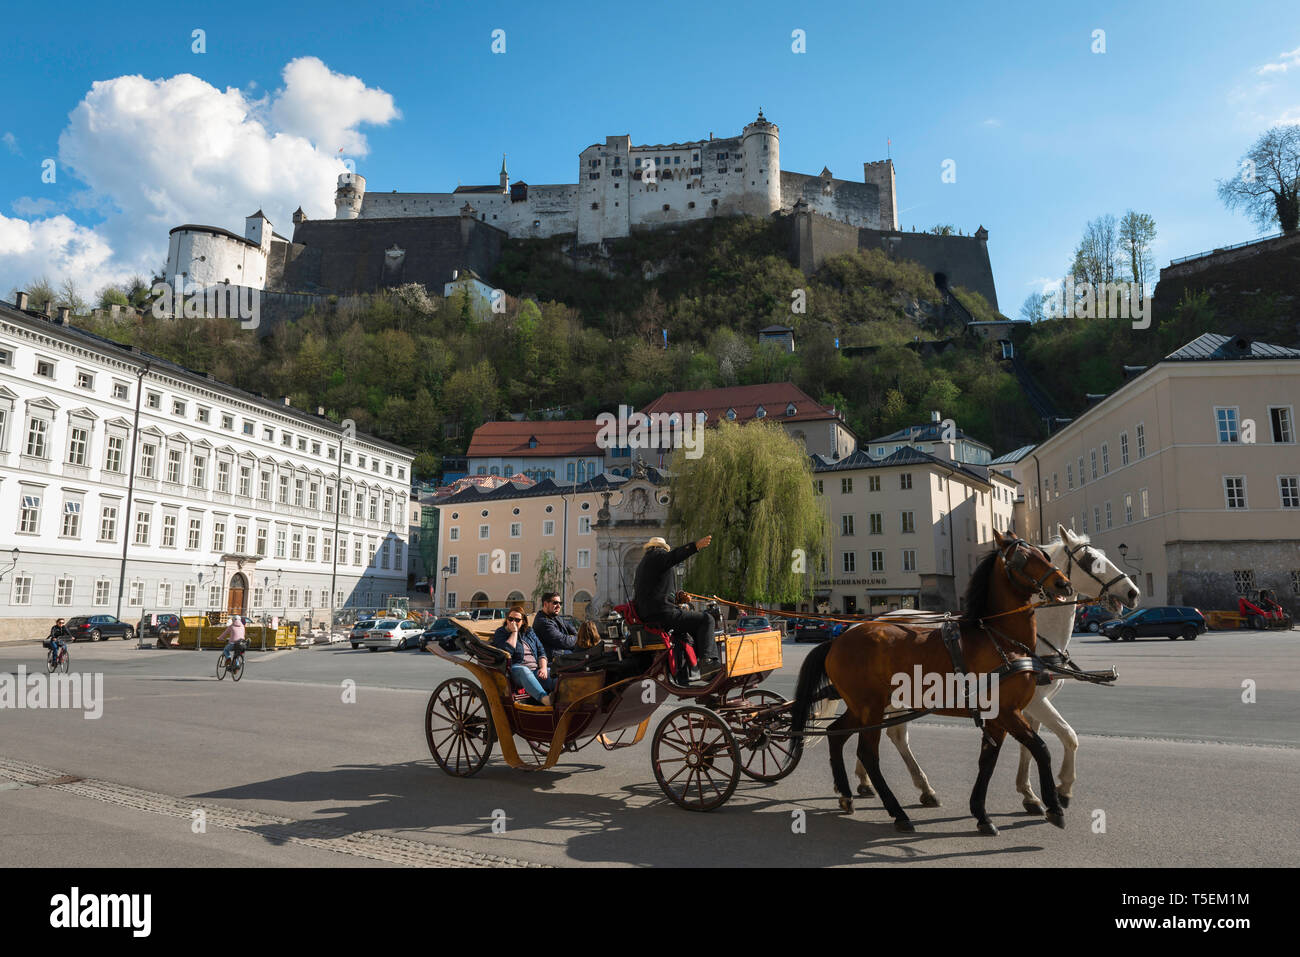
335, 171, 366, 220
741, 109, 781, 217
863, 160, 897, 231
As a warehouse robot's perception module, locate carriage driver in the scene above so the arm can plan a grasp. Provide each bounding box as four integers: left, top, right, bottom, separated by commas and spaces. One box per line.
633, 535, 720, 680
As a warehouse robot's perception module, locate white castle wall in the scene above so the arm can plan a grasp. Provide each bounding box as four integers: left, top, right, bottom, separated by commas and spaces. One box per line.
166, 229, 269, 290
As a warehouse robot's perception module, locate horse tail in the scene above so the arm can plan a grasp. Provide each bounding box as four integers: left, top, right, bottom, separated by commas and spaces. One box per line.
790, 639, 836, 755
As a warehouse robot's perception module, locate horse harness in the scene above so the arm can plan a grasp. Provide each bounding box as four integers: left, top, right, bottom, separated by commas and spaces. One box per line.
1061, 540, 1131, 604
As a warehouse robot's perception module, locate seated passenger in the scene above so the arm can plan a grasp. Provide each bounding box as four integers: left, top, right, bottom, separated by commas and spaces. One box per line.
491, 607, 555, 707
533, 592, 579, 656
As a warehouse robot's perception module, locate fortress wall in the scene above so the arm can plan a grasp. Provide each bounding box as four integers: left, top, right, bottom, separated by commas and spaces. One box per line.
781, 172, 881, 230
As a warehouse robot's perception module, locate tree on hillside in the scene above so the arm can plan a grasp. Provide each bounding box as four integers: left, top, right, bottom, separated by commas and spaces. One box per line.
1118, 210, 1157, 288
666, 420, 828, 605
1217, 125, 1300, 234
1019, 291, 1047, 322
1070, 214, 1123, 286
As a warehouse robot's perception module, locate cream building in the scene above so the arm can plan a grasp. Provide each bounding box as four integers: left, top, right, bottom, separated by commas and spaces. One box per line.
808, 446, 1018, 614
1014, 333, 1300, 612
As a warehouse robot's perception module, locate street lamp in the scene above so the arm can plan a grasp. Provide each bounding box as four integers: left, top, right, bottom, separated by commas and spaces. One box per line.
441, 564, 451, 615
0, 546, 18, 582
561, 457, 587, 610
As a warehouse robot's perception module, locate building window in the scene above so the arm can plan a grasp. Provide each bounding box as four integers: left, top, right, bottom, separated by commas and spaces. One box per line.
842, 514, 855, 536
870, 550, 885, 573
67, 426, 89, 465
93, 579, 110, 606
105, 435, 124, 473
12, 575, 32, 605
901, 511, 915, 533
216, 460, 231, 493
187, 516, 202, 549
1215, 407, 1240, 443
508, 522, 521, 538
166, 449, 183, 484
354, 539, 363, 565
197, 407, 210, 424
1124, 493, 1133, 524
842, 552, 856, 573
578, 516, 591, 534
1279, 476, 1300, 509
900, 473, 912, 490
1090, 449, 1098, 480
158, 582, 171, 606
35, 359, 54, 379
869, 513, 883, 535
214, 520, 226, 552
1119, 432, 1130, 466
1233, 570, 1256, 594
1101, 443, 1110, 474
112, 382, 129, 401
449, 527, 460, 541
276, 529, 287, 559
902, 549, 916, 572
1066, 463, 1074, 490
291, 531, 302, 560
1292, 570, 1300, 596
146, 392, 161, 410
1136, 423, 1146, 459
543, 520, 555, 536
1224, 476, 1247, 509
183, 583, 197, 607
576, 549, 590, 569
172, 399, 186, 417
273, 587, 283, 608
813, 479, 823, 495
100, 505, 119, 542
129, 580, 145, 606
294, 478, 305, 506
279, 475, 290, 504
1270, 407, 1295, 443
239, 466, 252, 497
868, 475, 881, 492
25, 417, 49, 458
306, 533, 316, 562
1077, 457, 1085, 485
162, 514, 177, 547
61, 500, 81, 538
1140, 487, 1149, 518
256, 527, 267, 556
1104, 501, 1112, 529
841, 478, 853, 494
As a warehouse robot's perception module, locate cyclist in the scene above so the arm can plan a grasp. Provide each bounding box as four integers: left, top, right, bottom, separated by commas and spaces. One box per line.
217, 615, 247, 670
44, 618, 71, 667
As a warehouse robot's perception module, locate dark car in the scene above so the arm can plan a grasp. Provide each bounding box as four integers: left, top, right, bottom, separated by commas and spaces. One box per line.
794, 619, 834, 642
138, 614, 181, 646
421, 617, 462, 651
1100, 606, 1206, 642
735, 616, 772, 633
67, 615, 135, 641
1074, 604, 1114, 633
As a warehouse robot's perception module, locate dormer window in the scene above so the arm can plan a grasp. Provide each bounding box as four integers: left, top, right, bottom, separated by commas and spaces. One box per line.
755, 405, 766, 419
726, 409, 737, 421
528, 436, 538, 449
785, 402, 797, 416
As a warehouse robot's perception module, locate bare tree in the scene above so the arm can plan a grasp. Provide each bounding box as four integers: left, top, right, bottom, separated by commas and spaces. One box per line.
58, 277, 88, 315
1217, 126, 1300, 234
1118, 210, 1157, 288
1019, 291, 1047, 322
1069, 215, 1122, 285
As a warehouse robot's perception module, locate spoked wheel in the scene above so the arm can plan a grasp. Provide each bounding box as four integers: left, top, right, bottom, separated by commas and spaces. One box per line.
231, 654, 245, 681
723, 689, 799, 782
216, 655, 227, 680
59, 651, 70, 674
46, 652, 57, 674
426, 678, 495, 777
652, 706, 741, 811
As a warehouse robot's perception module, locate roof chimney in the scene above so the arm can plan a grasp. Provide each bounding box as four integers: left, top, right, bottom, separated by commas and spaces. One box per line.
282, 396, 291, 406
43, 300, 54, 317
14, 291, 28, 310
930, 410, 941, 423
56, 306, 70, 324
316, 405, 325, 416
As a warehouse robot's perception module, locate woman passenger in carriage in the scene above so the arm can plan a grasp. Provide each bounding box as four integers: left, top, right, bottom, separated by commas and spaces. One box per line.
492, 606, 556, 707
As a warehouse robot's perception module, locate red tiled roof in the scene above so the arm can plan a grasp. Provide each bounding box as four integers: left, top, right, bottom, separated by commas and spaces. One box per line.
466, 420, 604, 458
642, 383, 846, 427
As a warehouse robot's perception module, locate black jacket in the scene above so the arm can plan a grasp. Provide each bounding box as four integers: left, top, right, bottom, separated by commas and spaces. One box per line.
634, 542, 697, 621
533, 612, 578, 655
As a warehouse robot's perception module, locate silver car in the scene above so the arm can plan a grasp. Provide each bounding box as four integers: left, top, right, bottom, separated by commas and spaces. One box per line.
362, 618, 426, 651
349, 619, 377, 649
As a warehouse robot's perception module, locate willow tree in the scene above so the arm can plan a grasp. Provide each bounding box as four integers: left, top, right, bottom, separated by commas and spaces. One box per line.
666, 420, 829, 605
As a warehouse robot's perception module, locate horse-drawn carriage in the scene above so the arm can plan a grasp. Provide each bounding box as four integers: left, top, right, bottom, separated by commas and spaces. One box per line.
423, 605, 796, 810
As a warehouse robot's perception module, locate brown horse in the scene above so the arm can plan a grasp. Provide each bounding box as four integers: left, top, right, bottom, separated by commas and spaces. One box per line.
790, 529, 1074, 835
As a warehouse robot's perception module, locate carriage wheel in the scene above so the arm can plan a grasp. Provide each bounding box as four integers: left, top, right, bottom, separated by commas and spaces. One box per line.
724, 689, 799, 782
652, 706, 740, 812
426, 678, 495, 777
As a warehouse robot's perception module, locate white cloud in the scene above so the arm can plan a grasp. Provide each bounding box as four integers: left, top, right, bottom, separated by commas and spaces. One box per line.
982, 118, 1002, 128
1, 132, 17, 155
0, 58, 397, 296
1255, 44, 1300, 75
11, 197, 59, 217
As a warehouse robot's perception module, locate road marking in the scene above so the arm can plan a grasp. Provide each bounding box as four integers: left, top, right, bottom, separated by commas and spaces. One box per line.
0, 755, 546, 868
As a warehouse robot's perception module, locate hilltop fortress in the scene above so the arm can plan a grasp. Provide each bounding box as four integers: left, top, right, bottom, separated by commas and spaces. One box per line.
163, 110, 999, 313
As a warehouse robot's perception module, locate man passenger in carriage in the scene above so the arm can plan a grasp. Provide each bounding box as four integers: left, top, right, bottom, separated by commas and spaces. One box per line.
492, 606, 555, 707
533, 591, 579, 656
633, 534, 721, 680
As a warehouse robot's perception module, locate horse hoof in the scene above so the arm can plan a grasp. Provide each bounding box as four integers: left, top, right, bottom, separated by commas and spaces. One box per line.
1046, 810, 1066, 829
894, 818, 915, 833
857, 784, 875, 797
1022, 800, 1045, 816
1058, 794, 1071, 809
977, 819, 999, 837
920, 793, 941, 808
838, 797, 854, 814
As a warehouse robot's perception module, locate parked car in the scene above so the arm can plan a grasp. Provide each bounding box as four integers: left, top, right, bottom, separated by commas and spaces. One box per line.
349, 618, 378, 650
421, 617, 462, 651
467, 608, 509, 622
1099, 606, 1206, 642
1074, 604, 1114, 633
794, 619, 834, 642
735, 615, 772, 634
137, 614, 181, 646
66, 615, 134, 641
363, 618, 427, 651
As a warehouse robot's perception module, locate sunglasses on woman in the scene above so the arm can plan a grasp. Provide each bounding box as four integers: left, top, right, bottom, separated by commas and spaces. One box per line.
508, 617, 523, 623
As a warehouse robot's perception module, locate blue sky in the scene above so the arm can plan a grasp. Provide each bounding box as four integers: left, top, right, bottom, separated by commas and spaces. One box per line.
2, 0, 1298, 313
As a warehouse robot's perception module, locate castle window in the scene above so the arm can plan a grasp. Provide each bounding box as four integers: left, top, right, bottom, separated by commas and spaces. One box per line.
674, 157, 680, 164
588, 172, 600, 180
633, 170, 642, 180
635, 158, 641, 167
688, 202, 695, 208
693, 153, 698, 160
662, 204, 670, 211
591, 203, 599, 210
533, 220, 541, 227
614, 183, 619, 188
711, 199, 718, 207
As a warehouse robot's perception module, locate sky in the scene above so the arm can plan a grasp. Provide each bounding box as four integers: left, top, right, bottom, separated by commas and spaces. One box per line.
1, 0, 1297, 315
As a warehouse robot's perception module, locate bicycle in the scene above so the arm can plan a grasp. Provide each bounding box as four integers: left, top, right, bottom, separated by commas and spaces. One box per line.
45, 642, 69, 674
216, 640, 247, 682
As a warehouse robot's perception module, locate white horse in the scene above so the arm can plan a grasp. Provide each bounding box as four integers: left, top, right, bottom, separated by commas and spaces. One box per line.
853, 525, 1140, 812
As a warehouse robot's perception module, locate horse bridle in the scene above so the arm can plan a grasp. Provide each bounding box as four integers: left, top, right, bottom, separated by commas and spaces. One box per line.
1061, 540, 1130, 603
999, 537, 1065, 599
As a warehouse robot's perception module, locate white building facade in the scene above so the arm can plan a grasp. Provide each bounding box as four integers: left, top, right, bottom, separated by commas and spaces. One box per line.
0, 297, 413, 639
